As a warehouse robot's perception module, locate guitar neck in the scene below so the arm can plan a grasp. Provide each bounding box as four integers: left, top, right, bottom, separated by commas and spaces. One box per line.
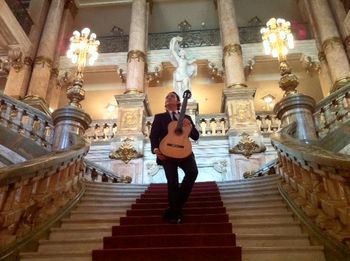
177, 98, 188, 128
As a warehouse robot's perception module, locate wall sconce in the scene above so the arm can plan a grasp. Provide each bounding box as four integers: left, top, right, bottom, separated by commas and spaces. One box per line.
106, 103, 117, 113
262, 94, 275, 111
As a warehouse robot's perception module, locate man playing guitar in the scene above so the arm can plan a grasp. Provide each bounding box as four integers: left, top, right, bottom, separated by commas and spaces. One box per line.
150, 91, 199, 224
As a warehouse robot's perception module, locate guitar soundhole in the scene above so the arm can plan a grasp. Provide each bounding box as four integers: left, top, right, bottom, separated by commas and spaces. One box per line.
175, 128, 183, 135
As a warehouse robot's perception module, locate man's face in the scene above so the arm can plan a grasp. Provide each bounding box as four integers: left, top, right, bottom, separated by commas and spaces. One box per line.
165, 92, 179, 107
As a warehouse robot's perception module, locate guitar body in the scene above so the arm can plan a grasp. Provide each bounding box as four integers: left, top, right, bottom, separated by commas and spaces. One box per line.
160, 121, 192, 159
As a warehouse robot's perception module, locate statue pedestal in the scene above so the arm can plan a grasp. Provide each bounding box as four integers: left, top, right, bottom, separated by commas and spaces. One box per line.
222, 87, 267, 179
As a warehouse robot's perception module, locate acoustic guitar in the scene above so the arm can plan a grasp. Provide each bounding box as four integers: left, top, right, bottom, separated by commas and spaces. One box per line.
159, 90, 193, 159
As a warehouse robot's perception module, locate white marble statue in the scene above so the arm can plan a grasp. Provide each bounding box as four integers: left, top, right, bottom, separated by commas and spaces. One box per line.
169, 36, 197, 98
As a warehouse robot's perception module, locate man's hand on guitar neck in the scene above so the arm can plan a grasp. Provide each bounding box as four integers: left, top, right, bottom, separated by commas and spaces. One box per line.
154, 148, 166, 161
183, 118, 192, 128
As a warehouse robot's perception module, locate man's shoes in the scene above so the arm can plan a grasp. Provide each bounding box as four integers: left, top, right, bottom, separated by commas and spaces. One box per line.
163, 208, 183, 224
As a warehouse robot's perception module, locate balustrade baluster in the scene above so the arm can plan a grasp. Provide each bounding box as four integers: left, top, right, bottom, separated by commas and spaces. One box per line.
23, 114, 35, 139
12, 108, 24, 132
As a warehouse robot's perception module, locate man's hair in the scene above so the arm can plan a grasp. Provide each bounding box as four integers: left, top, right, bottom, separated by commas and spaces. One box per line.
171, 91, 181, 110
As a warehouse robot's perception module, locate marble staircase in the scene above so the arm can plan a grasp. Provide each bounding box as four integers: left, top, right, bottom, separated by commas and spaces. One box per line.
20, 175, 326, 261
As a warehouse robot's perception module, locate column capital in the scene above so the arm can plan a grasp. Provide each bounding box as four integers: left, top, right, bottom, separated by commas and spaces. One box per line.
34, 56, 53, 68
322, 36, 343, 51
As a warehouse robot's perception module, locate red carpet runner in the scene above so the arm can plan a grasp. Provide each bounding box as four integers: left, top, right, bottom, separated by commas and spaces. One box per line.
92, 181, 241, 261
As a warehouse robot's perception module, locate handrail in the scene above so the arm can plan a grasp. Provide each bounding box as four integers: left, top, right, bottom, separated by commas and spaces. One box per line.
271, 127, 350, 171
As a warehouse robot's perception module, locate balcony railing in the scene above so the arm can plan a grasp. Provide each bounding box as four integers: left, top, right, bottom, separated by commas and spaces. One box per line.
98, 24, 311, 53
5, 0, 33, 35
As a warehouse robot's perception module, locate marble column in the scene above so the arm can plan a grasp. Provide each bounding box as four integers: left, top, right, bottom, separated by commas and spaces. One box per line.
303, 0, 332, 96
27, 0, 66, 101
217, 0, 245, 88
47, 1, 76, 110
328, 0, 350, 60
125, 0, 147, 93
309, 0, 350, 92
3, 0, 50, 99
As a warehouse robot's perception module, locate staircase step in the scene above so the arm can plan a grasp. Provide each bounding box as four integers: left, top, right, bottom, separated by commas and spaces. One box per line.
84, 192, 143, 197
242, 246, 325, 261
224, 204, 288, 213
112, 223, 233, 235
104, 233, 236, 248
92, 246, 242, 261
38, 238, 102, 252
233, 222, 302, 234
136, 196, 221, 203
223, 201, 287, 209
126, 206, 226, 216
237, 234, 310, 247
131, 201, 223, 209
60, 218, 118, 229
69, 210, 126, 219
49, 227, 111, 240
77, 202, 132, 209
228, 212, 294, 224
141, 191, 220, 197
120, 213, 229, 225
222, 195, 283, 204
20, 252, 91, 261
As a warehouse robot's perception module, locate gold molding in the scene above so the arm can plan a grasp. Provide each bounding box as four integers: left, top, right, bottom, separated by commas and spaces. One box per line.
227, 83, 247, 88
124, 89, 143, 94
35, 56, 53, 68
51, 68, 59, 78
331, 76, 350, 92
229, 132, 266, 158
322, 37, 343, 51
109, 138, 142, 164
127, 50, 146, 63
318, 51, 327, 63
223, 43, 242, 57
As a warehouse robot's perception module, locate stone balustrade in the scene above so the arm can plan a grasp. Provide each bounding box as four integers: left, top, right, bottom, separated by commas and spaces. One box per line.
271, 124, 350, 246
0, 134, 89, 250
0, 95, 54, 150
85, 112, 282, 142
85, 120, 117, 142
256, 112, 282, 134
197, 114, 228, 136
84, 159, 132, 183
314, 84, 350, 138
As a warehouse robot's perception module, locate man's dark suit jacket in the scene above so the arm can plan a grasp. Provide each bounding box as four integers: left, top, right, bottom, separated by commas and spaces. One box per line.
150, 112, 200, 165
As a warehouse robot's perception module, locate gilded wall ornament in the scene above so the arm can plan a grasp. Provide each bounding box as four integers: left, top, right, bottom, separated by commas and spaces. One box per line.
229, 132, 266, 158
35, 56, 53, 68
318, 51, 327, 63
109, 138, 142, 164
223, 43, 242, 57
322, 37, 343, 51
127, 50, 146, 63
